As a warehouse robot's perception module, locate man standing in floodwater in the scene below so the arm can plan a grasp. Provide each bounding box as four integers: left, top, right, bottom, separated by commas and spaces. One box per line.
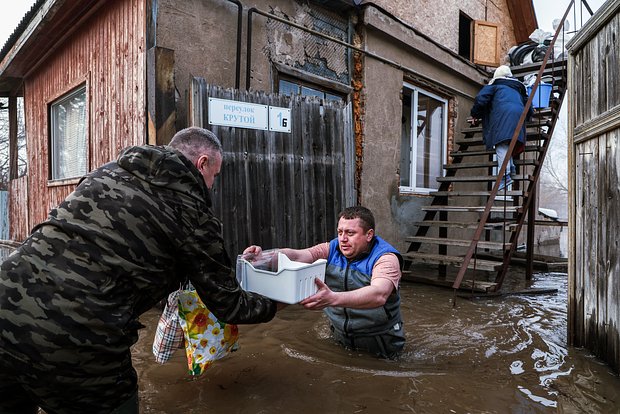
244, 206, 405, 359
0, 127, 281, 414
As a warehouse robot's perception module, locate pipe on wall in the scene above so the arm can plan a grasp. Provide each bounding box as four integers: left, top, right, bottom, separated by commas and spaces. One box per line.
225, 0, 243, 89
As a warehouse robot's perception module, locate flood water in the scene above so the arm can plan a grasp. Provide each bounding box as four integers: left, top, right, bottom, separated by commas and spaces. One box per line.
132, 271, 620, 413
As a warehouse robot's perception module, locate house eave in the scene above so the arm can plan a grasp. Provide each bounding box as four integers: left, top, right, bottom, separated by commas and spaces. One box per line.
0, 0, 103, 96
506, 0, 538, 44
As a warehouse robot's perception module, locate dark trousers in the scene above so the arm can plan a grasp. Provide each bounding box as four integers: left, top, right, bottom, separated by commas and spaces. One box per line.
0, 351, 139, 414
330, 322, 406, 359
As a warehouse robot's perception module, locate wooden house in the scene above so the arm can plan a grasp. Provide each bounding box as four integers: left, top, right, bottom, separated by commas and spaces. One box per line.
567, 0, 620, 373
0, 0, 146, 239
0, 0, 537, 258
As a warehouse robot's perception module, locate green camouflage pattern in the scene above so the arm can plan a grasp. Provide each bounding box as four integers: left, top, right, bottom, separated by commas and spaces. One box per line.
0, 145, 276, 376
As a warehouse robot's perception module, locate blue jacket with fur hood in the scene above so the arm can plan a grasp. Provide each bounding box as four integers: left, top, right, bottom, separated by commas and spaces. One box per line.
471, 77, 533, 150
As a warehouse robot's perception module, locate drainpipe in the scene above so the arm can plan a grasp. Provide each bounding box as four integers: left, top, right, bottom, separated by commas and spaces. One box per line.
246, 7, 256, 91
225, 0, 243, 89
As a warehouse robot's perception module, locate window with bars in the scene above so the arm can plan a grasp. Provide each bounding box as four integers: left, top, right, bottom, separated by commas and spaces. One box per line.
49, 85, 88, 180
278, 78, 344, 102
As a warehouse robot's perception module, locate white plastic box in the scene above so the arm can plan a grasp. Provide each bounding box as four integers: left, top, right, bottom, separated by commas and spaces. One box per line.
236, 252, 327, 304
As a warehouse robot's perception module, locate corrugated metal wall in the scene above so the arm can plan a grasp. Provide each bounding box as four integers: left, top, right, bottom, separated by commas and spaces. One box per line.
568, 2, 620, 373
191, 79, 354, 257
10, 0, 146, 240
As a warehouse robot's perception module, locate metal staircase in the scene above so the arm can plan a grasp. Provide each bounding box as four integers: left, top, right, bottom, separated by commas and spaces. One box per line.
402, 12, 572, 293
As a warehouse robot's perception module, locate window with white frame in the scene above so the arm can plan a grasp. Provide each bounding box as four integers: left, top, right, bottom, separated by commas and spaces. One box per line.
50, 85, 87, 180
399, 83, 447, 193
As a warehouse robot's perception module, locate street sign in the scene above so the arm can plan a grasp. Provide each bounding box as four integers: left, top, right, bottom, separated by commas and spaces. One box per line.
269, 106, 291, 133
208, 97, 292, 133
208, 97, 268, 130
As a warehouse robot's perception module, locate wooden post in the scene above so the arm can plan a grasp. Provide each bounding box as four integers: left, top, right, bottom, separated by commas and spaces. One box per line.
147, 47, 176, 146
526, 182, 536, 280
439, 210, 447, 279
8, 96, 17, 180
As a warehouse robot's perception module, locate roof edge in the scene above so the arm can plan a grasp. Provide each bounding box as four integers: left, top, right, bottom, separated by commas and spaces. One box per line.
0, 0, 47, 66
506, 0, 538, 44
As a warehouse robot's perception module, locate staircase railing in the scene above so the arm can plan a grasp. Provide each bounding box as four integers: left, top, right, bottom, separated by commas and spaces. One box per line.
452, 1, 576, 292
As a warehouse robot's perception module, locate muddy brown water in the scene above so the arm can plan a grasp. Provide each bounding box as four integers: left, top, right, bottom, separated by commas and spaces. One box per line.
132, 271, 620, 413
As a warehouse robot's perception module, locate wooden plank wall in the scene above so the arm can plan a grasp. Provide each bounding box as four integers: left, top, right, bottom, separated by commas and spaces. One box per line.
572, 12, 620, 126
573, 131, 620, 373
10, 0, 146, 240
605, 133, 620, 371
0, 191, 8, 239
569, 3, 620, 373
9, 176, 28, 239
190, 79, 354, 257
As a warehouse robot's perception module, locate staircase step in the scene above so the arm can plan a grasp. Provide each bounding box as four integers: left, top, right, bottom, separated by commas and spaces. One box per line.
533, 107, 557, 118
413, 220, 513, 229
402, 252, 503, 272
514, 71, 567, 83
545, 97, 564, 110
461, 121, 551, 135
421, 205, 521, 213
436, 174, 532, 183
510, 59, 567, 76
444, 161, 496, 169
402, 272, 498, 292
514, 159, 539, 166
405, 236, 510, 250
444, 159, 538, 170
450, 149, 495, 157
429, 190, 525, 197
455, 131, 549, 146
451, 145, 542, 158
545, 79, 567, 89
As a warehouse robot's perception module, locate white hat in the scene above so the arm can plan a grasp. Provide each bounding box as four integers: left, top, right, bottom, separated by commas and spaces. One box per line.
493, 65, 512, 79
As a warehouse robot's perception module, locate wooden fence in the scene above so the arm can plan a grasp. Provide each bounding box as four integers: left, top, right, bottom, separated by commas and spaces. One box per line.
190, 79, 354, 257
0, 191, 7, 240
568, 2, 620, 373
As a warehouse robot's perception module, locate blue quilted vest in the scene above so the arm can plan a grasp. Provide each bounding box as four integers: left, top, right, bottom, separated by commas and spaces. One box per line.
324, 236, 403, 336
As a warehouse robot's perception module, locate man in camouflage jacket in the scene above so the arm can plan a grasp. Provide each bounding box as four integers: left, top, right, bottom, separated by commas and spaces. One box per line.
0, 127, 278, 414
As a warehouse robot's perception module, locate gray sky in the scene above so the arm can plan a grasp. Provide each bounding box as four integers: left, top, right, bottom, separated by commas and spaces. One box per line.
0, 1, 36, 50
533, 0, 606, 32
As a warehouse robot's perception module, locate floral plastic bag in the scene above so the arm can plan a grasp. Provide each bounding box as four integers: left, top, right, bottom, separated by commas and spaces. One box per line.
177, 288, 239, 376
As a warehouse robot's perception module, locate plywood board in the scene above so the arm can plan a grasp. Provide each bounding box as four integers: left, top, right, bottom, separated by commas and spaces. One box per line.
473, 20, 500, 67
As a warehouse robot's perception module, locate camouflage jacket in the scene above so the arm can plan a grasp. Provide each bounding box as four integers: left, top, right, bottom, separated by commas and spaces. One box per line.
0, 145, 276, 371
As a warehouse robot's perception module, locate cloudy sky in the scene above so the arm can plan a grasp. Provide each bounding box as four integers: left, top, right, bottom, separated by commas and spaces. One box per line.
533, 0, 606, 32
